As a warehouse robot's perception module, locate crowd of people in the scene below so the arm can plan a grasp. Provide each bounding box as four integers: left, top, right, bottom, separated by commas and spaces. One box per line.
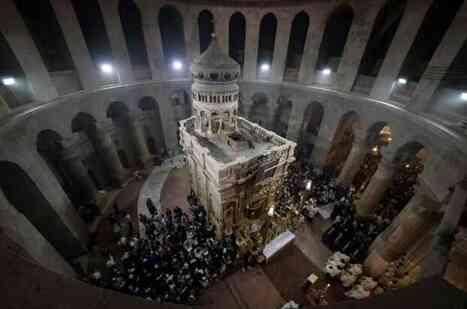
84, 154, 423, 303
88, 192, 238, 304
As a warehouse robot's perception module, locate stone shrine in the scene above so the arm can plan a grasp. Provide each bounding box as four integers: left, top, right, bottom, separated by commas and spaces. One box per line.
179, 36, 296, 251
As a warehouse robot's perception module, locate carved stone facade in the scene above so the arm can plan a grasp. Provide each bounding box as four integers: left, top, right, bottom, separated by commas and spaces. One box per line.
180, 38, 296, 242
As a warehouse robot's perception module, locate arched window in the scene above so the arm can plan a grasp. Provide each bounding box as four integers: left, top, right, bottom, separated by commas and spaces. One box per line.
229, 12, 246, 68
316, 5, 354, 71
14, 0, 74, 73
159, 6, 186, 67
284, 12, 309, 81
118, 0, 150, 79
353, 0, 407, 92
257, 13, 277, 78
0, 33, 32, 106
71, 0, 112, 65
198, 10, 215, 53
398, 0, 463, 84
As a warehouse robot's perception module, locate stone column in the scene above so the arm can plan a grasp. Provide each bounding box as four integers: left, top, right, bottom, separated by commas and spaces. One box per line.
357, 156, 394, 216
98, 0, 134, 83
50, 0, 99, 90
365, 187, 440, 277
92, 124, 125, 186
129, 117, 152, 166
136, 0, 166, 81
337, 129, 369, 187
243, 13, 261, 81
421, 179, 467, 278
298, 15, 326, 85
271, 15, 292, 83
0, 0, 58, 102
410, 2, 467, 112
336, 2, 381, 92
60, 143, 97, 203
370, 0, 433, 100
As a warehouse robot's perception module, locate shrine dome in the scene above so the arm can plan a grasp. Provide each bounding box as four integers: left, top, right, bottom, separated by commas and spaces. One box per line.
191, 35, 241, 83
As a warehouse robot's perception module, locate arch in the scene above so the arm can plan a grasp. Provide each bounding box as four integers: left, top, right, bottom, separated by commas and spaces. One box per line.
229, 12, 246, 68
118, 0, 150, 77
71, 112, 97, 133
316, 5, 354, 71
272, 97, 292, 137
14, 0, 74, 72
325, 111, 361, 174
0, 32, 32, 106
352, 122, 393, 195
159, 5, 186, 66
397, 0, 464, 84
171, 90, 191, 122
431, 40, 467, 116
71, 0, 112, 65
71, 112, 111, 188
0, 161, 81, 258
284, 11, 309, 81
373, 140, 428, 221
257, 13, 277, 78
36, 129, 82, 205
248, 93, 270, 127
138, 96, 167, 156
238, 93, 245, 117
354, 0, 407, 91
106, 101, 130, 124
297, 102, 324, 159
198, 10, 215, 53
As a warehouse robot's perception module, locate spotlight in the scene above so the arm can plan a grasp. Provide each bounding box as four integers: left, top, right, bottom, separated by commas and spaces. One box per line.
2, 77, 16, 86
100, 63, 114, 74
322, 68, 332, 76
461, 92, 467, 101
372, 146, 379, 154
305, 180, 312, 191
397, 78, 407, 85
260, 63, 270, 73
172, 60, 183, 71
